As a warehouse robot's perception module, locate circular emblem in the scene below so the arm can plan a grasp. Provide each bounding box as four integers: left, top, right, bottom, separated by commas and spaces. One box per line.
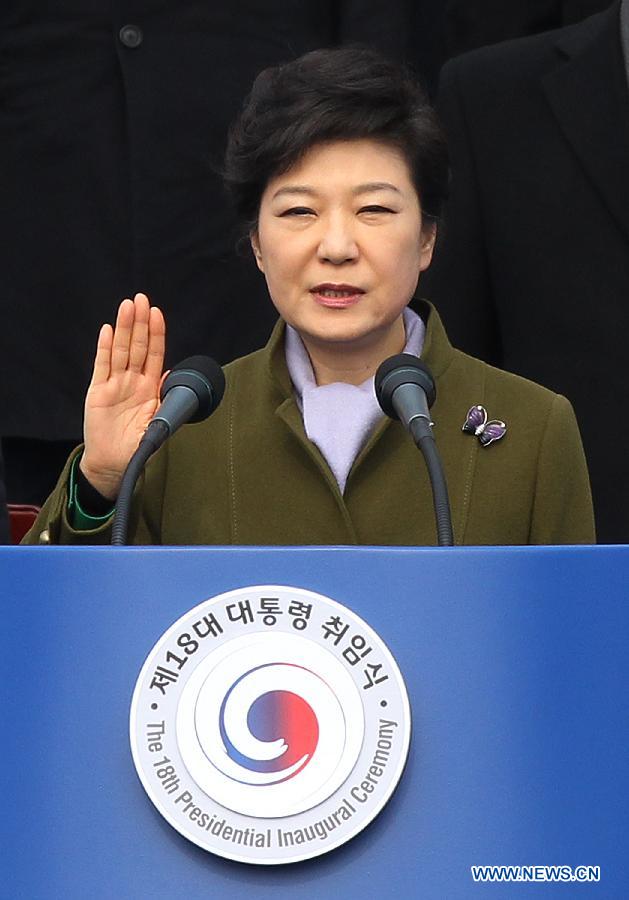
130, 585, 410, 864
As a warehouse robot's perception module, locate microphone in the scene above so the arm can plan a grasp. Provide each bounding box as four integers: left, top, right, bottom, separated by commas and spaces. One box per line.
143, 355, 226, 453
375, 354, 436, 439
375, 354, 453, 546
111, 356, 225, 545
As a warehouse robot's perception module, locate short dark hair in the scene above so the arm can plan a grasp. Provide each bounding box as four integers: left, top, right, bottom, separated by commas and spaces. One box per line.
224, 46, 449, 234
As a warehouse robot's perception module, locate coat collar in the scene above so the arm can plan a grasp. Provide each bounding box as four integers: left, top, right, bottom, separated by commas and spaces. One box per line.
260, 301, 458, 492
261, 300, 457, 401
254, 303, 476, 543
542, 1, 629, 247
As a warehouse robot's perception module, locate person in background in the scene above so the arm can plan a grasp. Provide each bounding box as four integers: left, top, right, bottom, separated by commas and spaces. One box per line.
24, 47, 594, 548
423, 1, 628, 543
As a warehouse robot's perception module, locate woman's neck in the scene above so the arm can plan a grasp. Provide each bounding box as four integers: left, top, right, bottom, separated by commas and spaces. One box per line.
300, 316, 406, 386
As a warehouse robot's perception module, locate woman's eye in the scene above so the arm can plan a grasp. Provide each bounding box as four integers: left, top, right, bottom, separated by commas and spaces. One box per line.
280, 207, 315, 217
359, 205, 395, 214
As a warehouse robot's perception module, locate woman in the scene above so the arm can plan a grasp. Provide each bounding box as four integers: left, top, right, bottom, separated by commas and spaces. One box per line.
24, 47, 594, 546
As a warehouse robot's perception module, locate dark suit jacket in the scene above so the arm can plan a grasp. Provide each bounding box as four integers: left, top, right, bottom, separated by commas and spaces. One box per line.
444, 0, 614, 56
0, 0, 416, 443
422, 2, 629, 543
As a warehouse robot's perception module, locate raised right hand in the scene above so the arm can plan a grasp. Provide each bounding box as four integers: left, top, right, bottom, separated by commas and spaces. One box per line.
80, 293, 166, 500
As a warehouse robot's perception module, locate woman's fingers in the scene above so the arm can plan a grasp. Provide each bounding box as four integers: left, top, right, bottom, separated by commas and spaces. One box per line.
91, 293, 165, 389
110, 298, 134, 372
91, 323, 113, 386
144, 305, 166, 381
128, 293, 151, 372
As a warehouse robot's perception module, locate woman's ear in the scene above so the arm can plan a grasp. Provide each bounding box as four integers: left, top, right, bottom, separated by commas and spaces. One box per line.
419, 222, 437, 272
250, 231, 265, 273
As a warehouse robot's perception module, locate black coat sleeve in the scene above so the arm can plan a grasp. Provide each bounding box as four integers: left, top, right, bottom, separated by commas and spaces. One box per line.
421, 57, 503, 366
335, 0, 447, 96
334, 0, 413, 57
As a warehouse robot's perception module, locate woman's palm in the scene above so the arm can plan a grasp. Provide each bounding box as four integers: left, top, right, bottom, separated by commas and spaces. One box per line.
81, 294, 166, 498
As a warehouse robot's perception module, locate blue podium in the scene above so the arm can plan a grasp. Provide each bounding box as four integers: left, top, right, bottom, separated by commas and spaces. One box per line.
1, 545, 627, 898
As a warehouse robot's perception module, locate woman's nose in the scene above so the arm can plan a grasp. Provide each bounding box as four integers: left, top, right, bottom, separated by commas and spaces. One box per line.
317, 216, 359, 264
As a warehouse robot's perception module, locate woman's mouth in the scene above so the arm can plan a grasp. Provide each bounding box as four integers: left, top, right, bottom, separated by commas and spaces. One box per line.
310, 284, 365, 308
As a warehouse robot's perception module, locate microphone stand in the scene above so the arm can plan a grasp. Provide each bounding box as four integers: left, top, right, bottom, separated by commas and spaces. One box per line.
111, 421, 169, 546
110, 355, 225, 545
407, 415, 454, 546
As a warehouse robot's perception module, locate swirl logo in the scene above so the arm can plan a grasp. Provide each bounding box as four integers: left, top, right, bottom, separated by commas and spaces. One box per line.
130, 585, 410, 864
218, 664, 319, 782
177, 632, 364, 817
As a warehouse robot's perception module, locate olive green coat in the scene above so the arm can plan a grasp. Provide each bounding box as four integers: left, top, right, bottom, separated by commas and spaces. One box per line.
24, 303, 595, 546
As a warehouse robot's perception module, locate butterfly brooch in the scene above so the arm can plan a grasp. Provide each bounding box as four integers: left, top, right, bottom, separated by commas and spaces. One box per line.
462, 405, 507, 447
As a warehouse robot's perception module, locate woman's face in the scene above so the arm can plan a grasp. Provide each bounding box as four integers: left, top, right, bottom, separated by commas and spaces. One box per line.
251, 138, 435, 356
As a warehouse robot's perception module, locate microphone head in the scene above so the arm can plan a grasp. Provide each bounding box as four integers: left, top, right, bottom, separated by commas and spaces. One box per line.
375, 353, 436, 420
160, 355, 226, 422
